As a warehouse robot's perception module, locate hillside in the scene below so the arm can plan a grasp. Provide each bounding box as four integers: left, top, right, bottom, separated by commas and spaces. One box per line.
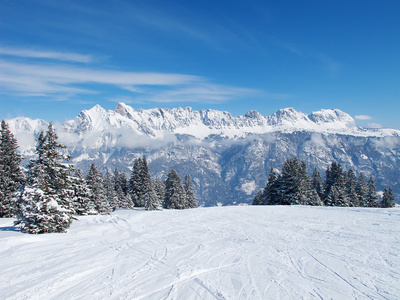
1, 206, 399, 299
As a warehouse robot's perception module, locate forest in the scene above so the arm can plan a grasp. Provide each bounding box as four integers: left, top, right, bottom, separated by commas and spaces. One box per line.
0, 121, 196, 234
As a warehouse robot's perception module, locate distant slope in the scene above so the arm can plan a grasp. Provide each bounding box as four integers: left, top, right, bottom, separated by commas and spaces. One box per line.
7, 103, 400, 206
1, 206, 399, 299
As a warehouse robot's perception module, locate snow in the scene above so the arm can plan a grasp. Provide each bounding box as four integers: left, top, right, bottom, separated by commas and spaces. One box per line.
1, 206, 399, 299
240, 181, 257, 195
7, 103, 400, 151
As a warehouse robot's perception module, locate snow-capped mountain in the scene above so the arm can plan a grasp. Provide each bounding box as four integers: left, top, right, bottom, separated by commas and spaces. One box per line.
7, 103, 400, 206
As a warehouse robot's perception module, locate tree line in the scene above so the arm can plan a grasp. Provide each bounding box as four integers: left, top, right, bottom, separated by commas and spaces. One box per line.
253, 157, 396, 208
0, 121, 197, 234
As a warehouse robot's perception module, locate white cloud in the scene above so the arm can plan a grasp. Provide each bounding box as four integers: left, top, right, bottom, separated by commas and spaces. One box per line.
367, 123, 383, 129
138, 84, 259, 104
0, 47, 92, 63
355, 115, 373, 120
0, 58, 260, 104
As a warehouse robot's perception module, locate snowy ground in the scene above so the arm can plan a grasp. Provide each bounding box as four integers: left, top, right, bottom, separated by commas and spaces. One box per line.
1, 206, 399, 300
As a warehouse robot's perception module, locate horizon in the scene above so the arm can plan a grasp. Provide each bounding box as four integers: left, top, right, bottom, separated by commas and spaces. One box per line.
1, 1, 399, 129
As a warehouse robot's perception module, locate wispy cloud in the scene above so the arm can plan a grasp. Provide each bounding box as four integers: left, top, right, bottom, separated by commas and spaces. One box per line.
0, 56, 260, 104
368, 123, 383, 129
355, 115, 373, 120
0, 46, 92, 63
271, 39, 341, 74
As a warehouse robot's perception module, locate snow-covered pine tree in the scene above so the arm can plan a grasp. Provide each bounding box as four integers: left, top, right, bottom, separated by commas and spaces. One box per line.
113, 168, 133, 209
312, 167, 324, 199
278, 158, 303, 205
252, 167, 280, 205
299, 161, 322, 206
164, 169, 186, 209
71, 169, 95, 215
145, 184, 162, 210
356, 172, 368, 207
382, 187, 395, 208
366, 177, 379, 207
15, 124, 74, 234
252, 189, 264, 205
86, 163, 111, 214
324, 162, 347, 206
129, 156, 152, 207
0, 120, 24, 217
346, 169, 358, 206
104, 170, 119, 211
129, 157, 142, 207
183, 174, 197, 208
153, 177, 166, 208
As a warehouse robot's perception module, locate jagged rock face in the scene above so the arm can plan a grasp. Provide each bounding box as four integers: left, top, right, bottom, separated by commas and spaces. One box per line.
7, 103, 400, 206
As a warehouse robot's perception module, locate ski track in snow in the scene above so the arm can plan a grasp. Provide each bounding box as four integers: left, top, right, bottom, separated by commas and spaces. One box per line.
0, 206, 399, 299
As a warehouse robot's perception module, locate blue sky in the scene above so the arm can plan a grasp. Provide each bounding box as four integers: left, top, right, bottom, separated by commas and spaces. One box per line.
0, 0, 399, 129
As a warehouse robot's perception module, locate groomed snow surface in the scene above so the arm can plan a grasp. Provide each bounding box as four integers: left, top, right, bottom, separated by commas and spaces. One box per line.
1, 206, 399, 299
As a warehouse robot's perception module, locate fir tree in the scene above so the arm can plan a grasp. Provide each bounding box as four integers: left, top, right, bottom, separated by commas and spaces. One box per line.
324, 162, 347, 206
253, 167, 280, 205
129, 156, 152, 207
113, 168, 133, 209
252, 189, 264, 205
145, 184, 162, 210
0, 120, 24, 217
312, 167, 324, 199
382, 187, 395, 208
71, 169, 95, 215
15, 124, 74, 233
164, 169, 186, 209
299, 161, 321, 206
104, 170, 118, 211
356, 172, 368, 207
366, 177, 379, 207
153, 177, 166, 207
346, 169, 358, 206
86, 163, 111, 214
278, 158, 307, 205
278, 158, 299, 205
183, 174, 197, 208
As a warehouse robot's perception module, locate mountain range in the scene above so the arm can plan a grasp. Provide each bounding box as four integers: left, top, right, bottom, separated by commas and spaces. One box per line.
7, 103, 400, 206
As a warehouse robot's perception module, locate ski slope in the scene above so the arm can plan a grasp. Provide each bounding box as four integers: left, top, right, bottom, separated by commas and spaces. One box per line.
1, 206, 399, 299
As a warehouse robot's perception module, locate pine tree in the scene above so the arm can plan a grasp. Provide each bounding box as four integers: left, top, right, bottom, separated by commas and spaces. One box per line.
269, 158, 321, 206
0, 120, 24, 217
366, 177, 379, 207
279, 158, 306, 205
71, 169, 95, 215
129, 156, 152, 207
104, 170, 118, 211
145, 184, 162, 210
356, 172, 368, 207
183, 174, 197, 208
253, 167, 280, 205
15, 124, 74, 233
299, 161, 321, 206
252, 189, 264, 205
113, 168, 133, 209
153, 177, 166, 207
382, 187, 395, 208
86, 163, 111, 214
129, 157, 142, 207
312, 167, 324, 199
164, 169, 186, 209
324, 162, 347, 206
346, 169, 358, 206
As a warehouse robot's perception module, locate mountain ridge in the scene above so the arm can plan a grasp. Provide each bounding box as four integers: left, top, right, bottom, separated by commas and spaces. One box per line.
8, 102, 400, 139
6, 103, 400, 206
